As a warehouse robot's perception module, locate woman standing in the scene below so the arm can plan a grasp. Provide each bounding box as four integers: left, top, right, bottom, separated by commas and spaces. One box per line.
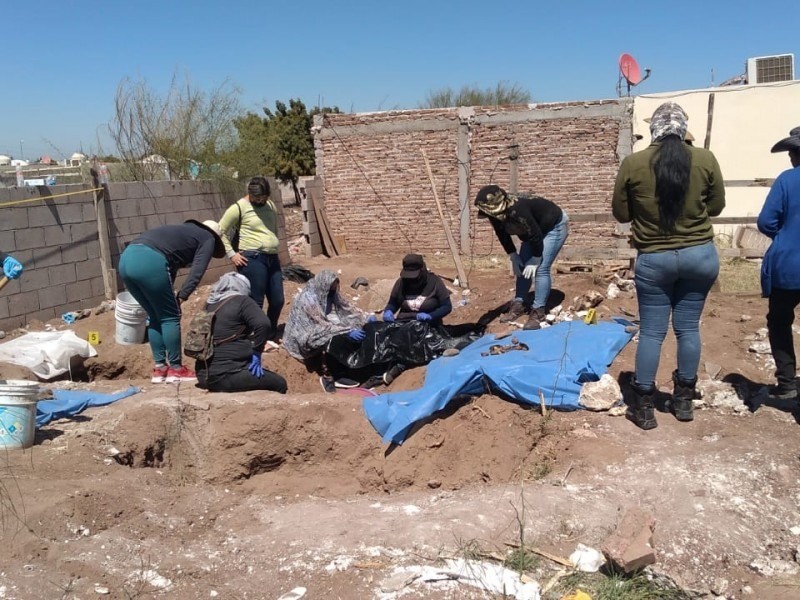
474, 185, 569, 330
612, 102, 725, 429
118, 219, 226, 383
218, 177, 284, 331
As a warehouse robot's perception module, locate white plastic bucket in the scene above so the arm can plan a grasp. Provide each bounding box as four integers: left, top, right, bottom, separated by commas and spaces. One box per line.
0, 380, 40, 450
115, 291, 147, 345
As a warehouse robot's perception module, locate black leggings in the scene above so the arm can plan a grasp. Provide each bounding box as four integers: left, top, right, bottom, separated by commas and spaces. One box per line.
200, 368, 288, 394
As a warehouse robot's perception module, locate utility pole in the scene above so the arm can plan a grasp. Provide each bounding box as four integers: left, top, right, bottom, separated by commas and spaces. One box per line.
19, 139, 24, 161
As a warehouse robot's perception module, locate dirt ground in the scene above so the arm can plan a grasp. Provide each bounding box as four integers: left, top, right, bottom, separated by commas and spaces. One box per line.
1, 243, 800, 600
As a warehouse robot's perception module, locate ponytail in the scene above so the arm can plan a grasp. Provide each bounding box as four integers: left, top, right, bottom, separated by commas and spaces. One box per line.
651, 135, 691, 233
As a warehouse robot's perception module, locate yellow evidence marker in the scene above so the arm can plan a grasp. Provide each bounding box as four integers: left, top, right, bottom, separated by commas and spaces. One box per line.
583, 308, 597, 325
87, 331, 100, 345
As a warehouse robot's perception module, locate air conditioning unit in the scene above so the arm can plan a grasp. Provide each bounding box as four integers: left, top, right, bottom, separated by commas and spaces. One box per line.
746, 54, 795, 84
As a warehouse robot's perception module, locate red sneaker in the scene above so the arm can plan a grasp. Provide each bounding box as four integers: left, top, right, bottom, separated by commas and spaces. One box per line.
166, 365, 197, 383
151, 365, 168, 383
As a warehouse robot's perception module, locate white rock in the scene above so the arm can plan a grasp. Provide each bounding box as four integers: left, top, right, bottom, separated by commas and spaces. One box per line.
739, 314, 752, 322
579, 374, 622, 411
606, 283, 620, 299
789, 526, 800, 535
94, 585, 110, 595
749, 341, 772, 354
569, 543, 605, 572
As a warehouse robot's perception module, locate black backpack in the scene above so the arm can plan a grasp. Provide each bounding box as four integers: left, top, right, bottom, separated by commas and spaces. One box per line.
183, 296, 239, 361
230, 200, 243, 252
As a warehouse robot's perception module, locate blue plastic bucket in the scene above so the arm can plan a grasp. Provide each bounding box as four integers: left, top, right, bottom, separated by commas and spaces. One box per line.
0, 380, 39, 450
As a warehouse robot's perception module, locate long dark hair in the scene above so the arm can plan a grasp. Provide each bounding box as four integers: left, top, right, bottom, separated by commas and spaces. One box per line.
651, 135, 691, 233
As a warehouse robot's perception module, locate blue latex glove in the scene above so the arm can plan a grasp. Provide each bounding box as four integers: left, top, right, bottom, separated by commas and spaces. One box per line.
416, 312, 432, 321
248, 354, 264, 378
367, 315, 377, 323
382, 310, 395, 323
348, 329, 366, 342
2, 256, 23, 280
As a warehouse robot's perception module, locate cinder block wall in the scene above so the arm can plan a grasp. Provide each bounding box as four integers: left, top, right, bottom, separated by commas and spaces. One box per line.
315, 100, 633, 255
0, 179, 288, 332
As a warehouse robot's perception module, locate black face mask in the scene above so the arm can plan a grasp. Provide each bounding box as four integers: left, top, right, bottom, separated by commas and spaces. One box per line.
403, 273, 427, 293
251, 196, 268, 206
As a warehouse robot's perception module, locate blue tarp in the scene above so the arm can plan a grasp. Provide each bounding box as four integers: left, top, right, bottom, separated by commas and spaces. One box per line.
36, 386, 140, 427
363, 319, 633, 445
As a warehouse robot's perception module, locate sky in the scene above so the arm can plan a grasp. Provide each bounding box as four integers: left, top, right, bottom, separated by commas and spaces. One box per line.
1, 0, 797, 161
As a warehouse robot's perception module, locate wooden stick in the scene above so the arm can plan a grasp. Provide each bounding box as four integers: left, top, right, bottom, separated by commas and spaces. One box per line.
0, 276, 8, 291
421, 149, 469, 288
704, 92, 715, 150
538, 389, 548, 417
503, 542, 573, 567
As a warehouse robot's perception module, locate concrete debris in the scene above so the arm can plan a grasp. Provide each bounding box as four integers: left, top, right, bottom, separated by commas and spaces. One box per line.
0, 331, 5, 340
606, 283, 620, 299
579, 374, 622, 411
569, 543, 605, 572
571, 291, 604, 311
739, 314, 752, 322
612, 275, 635, 291
601, 507, 657, 573
749, 557, 800, 576
748, 341, 772, 354
695, 380, 747, 410
710, 578, 728, 595
789, 526, 800, 536
93, 300, 116, 315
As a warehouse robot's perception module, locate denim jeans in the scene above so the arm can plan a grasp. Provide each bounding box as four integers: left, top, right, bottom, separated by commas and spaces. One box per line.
767, 288, 800, 389
634, 241, 719, 389
238, 251, 285, 327
515, 212, 570, 309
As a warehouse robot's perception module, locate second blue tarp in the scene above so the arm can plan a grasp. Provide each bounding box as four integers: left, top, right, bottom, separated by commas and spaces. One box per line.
363, 319, 633, 445
37, 386, 140, 427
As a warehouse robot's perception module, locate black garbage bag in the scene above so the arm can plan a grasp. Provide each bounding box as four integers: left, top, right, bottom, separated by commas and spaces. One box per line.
282, 264, 314, 283
326, 320, 484, 370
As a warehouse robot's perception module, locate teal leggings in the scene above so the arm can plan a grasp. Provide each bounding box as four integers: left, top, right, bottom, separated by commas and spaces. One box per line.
118, 244, 183, 367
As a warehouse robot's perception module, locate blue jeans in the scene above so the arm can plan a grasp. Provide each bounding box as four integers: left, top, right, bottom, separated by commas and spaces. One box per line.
634, 241, 719, 389
118, 244, 183, 367
238, 251, 285, 327
516, 212, 570, 309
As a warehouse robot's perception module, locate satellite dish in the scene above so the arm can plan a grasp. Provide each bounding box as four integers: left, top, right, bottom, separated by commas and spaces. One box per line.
617, 53, 651, 97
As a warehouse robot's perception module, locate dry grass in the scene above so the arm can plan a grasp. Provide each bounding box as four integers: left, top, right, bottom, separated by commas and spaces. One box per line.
717, 257, 761, 294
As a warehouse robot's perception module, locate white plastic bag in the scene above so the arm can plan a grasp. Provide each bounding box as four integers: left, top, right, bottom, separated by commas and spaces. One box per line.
0, 331, 97, 379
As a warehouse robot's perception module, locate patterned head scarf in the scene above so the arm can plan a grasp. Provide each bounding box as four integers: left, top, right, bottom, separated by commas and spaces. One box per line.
475, 185, 516, 220
207, 272, 251, 305
282, 269, 369, 360
649, 102, 688, 143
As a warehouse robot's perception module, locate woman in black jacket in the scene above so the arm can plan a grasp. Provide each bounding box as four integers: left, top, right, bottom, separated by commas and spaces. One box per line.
475, 185, 569, 330
195, 272, 287, 394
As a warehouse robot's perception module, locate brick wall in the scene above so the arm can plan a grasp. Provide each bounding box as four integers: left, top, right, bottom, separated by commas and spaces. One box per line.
0, 179, 288, 332
315, 100, 633, 255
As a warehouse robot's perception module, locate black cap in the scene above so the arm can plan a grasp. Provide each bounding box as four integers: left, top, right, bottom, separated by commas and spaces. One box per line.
400, 253, 424, 278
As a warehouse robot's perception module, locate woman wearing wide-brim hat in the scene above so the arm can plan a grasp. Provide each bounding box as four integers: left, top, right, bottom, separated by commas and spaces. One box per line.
757, 126, 800, 401
118, 219, 226, 384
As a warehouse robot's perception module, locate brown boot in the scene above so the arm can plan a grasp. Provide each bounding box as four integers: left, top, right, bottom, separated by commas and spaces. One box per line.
523, 307, 547, 330
670, 370, 696, 422
500, 299, 527, 323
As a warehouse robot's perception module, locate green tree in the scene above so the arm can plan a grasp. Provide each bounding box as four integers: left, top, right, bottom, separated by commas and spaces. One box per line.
229, 99, 341, 204
421, 82, 531, 108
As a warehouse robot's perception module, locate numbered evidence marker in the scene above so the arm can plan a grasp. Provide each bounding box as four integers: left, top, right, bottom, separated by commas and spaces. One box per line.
87, 331, 100, 345
583, 308, 598, 325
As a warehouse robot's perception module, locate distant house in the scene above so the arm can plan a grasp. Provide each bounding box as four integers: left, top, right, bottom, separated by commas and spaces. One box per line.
69, 152, 87, 167
38, 155, 55, 165
0, 155, 10, 166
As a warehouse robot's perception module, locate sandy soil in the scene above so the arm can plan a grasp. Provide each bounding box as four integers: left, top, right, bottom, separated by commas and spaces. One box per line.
0, 250, 799, 600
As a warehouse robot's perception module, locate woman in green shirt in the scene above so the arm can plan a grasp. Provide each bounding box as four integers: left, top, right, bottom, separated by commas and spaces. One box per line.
612, 102, 725, 430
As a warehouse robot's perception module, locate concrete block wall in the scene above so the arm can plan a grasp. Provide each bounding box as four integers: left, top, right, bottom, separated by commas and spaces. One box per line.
315, 100, 632, 255
0, 179, 289, 332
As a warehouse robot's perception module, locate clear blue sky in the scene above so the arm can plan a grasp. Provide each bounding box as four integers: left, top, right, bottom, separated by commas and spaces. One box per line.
1, 0, 796, 160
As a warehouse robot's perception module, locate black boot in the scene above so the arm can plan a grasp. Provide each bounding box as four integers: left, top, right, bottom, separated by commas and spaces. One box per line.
627, 380, 658, 430
670, 370, 697, 422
